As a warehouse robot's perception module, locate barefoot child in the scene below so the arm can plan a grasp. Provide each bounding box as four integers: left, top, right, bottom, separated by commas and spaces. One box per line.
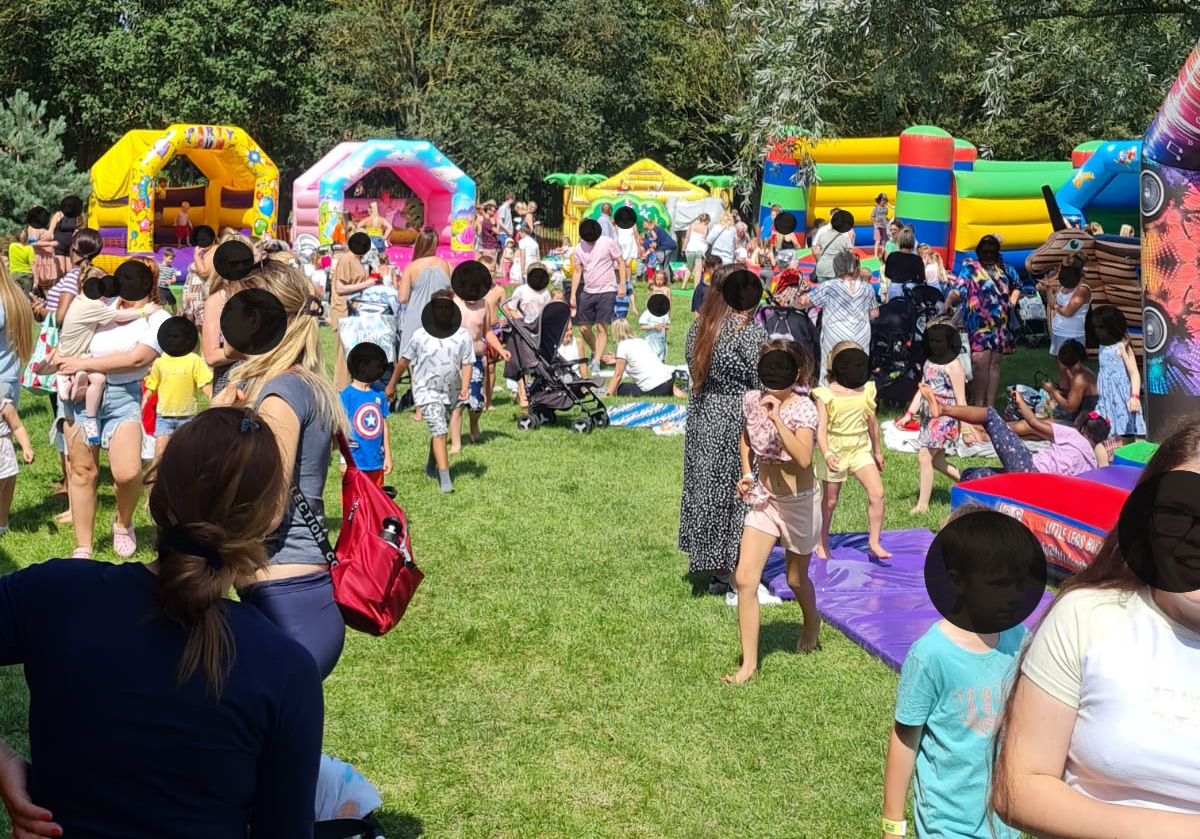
812, 342, 890, 559
175, 202, 193, 246
881, 507, 1034, 839
1091, 304, 1145, 441
900, 323, 965, 513
38, 293, 162, 445
0, 398, 34, 536
724, 339, 821, 684
387, 289, 472, 493
481, 258, 506, 410
451, 276, 511, 451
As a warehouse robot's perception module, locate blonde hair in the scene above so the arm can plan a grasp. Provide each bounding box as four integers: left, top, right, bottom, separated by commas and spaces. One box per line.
206, 231, 256, 296
930, 251, 947, 282
609, 318, 635, 343
826, 340, 863, 382
231, 259, 346, 436
369, 201, 379, 216
718, 211, 735, 228
0, 261, 32, 366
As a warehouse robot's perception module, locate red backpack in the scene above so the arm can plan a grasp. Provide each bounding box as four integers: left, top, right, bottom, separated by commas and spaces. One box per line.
291, 432, 423, 635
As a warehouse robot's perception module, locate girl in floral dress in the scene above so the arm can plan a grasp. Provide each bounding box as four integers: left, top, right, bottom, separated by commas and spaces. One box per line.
899, 324, 966, 513
945, 235, 1020, 409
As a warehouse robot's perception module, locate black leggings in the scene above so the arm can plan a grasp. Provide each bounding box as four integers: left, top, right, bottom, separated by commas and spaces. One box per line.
617, 378, 674, 397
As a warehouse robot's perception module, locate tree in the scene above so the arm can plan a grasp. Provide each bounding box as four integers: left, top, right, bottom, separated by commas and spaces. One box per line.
0, 89, 90, 234
694, 0, 1200, 202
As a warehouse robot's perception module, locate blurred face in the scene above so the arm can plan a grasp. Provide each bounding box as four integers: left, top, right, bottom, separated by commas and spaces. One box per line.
977, 242, 1000, 265
1148, 468, 1200, 616
951, 560, 1032, 634
927, 329, 950, 358
431, 298, 455, 328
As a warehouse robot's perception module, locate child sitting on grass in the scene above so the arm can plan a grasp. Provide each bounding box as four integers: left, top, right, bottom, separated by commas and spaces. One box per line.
881, 506, 1035, 839
725, 339, 821, 684
386, 289, 472, 493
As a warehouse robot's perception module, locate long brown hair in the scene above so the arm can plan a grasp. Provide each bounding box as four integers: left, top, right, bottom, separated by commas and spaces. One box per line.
990, 418, 1200, 823
412, 226, 439, 261
146, 407, 286, 698
690, 263, 756, 397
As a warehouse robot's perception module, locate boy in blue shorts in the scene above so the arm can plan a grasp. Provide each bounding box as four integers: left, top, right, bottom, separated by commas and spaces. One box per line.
881, 506, 1038, 839
340, 343, 392, 487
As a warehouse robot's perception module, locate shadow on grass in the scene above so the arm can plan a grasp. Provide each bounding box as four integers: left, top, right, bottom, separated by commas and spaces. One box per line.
373, 812, 424, 838
682, 571, 721, 599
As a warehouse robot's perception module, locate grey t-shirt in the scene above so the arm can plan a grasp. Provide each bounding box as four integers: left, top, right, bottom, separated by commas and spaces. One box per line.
814, 228, 852, 279
258, 372, 333, 567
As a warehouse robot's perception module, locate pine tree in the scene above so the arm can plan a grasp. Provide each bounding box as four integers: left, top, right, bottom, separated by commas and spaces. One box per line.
0, 90, 90, 234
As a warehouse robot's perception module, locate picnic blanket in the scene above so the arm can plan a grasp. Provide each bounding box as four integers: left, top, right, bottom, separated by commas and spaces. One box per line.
882, 421, 1051, 459
605, 401, 687, 429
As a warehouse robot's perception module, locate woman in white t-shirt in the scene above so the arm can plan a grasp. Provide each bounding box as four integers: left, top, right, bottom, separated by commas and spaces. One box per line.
604, 319, 685, 398
992, 420, 1200, 837
705, 212, 738, 266
510, 226, 541, 283
56, 257, 170, 560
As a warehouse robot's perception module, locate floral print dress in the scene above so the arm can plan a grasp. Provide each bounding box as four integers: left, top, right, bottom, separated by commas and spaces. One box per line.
917, 359, 961, 449
952, 260, 1018, 354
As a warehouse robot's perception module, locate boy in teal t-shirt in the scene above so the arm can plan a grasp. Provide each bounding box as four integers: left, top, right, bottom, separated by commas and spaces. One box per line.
881, 507, 1040, 839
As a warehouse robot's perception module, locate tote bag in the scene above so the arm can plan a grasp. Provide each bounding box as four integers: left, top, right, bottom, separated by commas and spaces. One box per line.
20, 314, 58, 393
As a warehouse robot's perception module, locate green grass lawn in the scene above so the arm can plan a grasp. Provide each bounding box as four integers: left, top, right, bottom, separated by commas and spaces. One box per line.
0, 294, 1053, 837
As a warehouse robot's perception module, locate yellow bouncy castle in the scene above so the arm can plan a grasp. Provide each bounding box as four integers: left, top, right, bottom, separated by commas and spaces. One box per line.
88, 125, 278, 269
552, 159, 725, 242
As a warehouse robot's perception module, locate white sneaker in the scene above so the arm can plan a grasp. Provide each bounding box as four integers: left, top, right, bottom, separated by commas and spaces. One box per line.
725, 583, 783, 607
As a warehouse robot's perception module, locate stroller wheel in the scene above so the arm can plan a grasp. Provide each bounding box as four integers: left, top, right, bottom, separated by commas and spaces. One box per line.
571, 416, 593, 434
592, 410, 609, 429
517, 414, 538, 431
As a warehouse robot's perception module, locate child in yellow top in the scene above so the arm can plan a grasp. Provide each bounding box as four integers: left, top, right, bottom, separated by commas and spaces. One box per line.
812, 341, 890, 560
144, 348, 213, 461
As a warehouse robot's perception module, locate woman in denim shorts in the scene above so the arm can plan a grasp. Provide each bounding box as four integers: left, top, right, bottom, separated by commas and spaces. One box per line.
56, 258, 169, 559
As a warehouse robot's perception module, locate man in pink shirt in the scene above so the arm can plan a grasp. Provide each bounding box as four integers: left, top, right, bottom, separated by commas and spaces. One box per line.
570, 218, 629, 375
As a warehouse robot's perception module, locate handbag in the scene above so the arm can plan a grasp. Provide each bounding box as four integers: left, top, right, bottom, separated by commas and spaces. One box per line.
291, 431, 423, 636
21, 313, 59, 393
705, 225, 725, 258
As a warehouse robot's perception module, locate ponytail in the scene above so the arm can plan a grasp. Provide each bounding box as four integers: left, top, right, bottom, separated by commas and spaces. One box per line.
145, 407, 286, 700
155, 521, 266, 698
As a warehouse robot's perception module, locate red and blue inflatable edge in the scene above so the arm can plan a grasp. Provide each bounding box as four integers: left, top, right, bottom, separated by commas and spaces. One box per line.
950, 471, 1131, 575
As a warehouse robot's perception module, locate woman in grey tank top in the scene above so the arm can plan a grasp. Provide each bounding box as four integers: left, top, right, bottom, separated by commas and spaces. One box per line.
397, 228, 453, 352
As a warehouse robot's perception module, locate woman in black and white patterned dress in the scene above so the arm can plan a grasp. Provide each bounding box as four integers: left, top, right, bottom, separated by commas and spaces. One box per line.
679, 264, 768, 589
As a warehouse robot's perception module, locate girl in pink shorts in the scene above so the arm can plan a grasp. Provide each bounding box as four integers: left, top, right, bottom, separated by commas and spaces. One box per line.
724, 339, 822, 685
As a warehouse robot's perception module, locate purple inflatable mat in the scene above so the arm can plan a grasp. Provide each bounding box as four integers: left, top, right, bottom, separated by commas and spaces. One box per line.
763, 529, 1055, 671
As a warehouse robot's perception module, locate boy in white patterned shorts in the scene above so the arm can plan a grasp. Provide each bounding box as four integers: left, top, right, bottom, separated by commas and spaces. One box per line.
387, 289, 472, 493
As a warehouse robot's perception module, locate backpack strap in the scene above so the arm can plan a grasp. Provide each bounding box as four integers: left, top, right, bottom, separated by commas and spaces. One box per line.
291, 481, 338, 568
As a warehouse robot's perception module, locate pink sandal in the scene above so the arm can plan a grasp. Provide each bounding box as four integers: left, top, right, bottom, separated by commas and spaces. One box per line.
70, 546, 91, 559
113, 520, 137, 558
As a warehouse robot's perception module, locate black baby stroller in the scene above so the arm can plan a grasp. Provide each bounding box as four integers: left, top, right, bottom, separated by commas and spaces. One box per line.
1014, 284, 1049, 347
315, 815, 385, 839
755, 288, 822, 385
502, 301, 610, 433
870, 294, 920, 407
904, 283, 947, 369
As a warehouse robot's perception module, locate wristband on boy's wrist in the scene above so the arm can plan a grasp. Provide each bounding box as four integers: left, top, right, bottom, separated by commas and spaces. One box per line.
742, 473, 753, 482
881, 817, 906, 835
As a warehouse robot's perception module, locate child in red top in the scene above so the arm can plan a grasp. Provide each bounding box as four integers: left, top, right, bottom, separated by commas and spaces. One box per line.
724, 339, 822, 685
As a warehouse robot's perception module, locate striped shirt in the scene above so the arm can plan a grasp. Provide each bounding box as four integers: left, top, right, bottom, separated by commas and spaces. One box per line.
45, 268, 80, 314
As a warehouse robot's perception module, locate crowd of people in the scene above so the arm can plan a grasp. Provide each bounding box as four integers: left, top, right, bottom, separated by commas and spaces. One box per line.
0, 191, 1193, 839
